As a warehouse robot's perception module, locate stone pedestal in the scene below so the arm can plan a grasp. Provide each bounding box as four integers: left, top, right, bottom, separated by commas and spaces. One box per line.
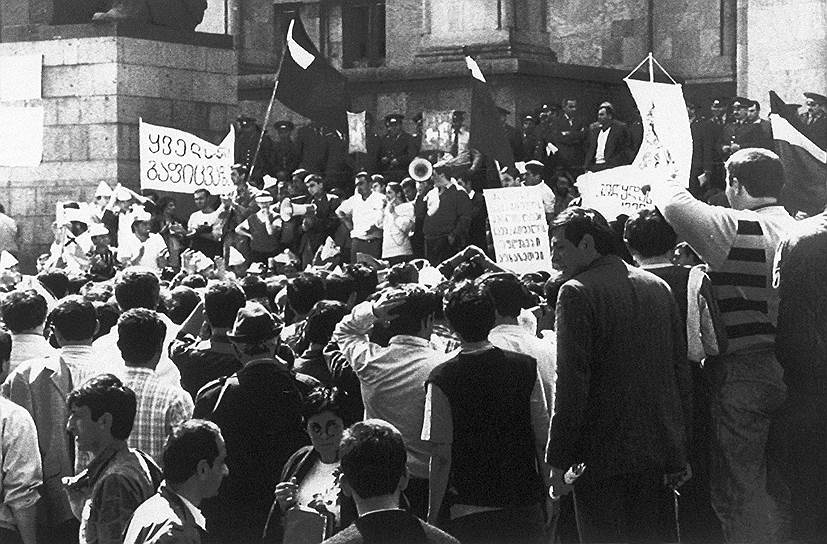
0, 24, 236, 270
738, 0, 827, 110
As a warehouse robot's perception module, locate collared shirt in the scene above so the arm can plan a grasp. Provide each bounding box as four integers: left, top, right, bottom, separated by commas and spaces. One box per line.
0, 397, 42, 533
595, 126, 611, 164
187, 209, 223, 241
9, 331, 54, 376
176, 491, 206, 530
489, 323, 557, 414
522, 181, 556, 215
336, 192, 385, 240
123, 367, 194, 465
59, 345, 117, 388
332, 302, 454, 479
118, 233, 168, 270
95, 313, 182, 388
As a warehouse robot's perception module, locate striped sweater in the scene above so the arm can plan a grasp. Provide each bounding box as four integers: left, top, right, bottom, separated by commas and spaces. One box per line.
651, 181, 796, 354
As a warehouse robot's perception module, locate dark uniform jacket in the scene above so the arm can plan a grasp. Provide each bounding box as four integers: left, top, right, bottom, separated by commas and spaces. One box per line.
379, 131, 418, 182
273, 137, 300, 176
297, 125, 331, 173
547, 114, 586, 169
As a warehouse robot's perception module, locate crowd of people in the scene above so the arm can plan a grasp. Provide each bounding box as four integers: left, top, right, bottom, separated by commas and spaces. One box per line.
0, 90, 825, 544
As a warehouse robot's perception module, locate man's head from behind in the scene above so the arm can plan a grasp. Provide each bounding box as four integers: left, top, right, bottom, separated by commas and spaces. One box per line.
623, 208, 677, 261
1, 289, 47, 333
0, 328, 11, 382
163, 419, 228, 501
117, 309, 167, 369
286, 273, 326, 317
115, 268, 161, 311
66, 374, 136, 452
205, 281, 246, 329
384, 285, 441, 338
478, 273, 536, 320
550, 207, 616, 278
444, 283, 495, 343
724, 148, 784, 210
339, 419, 408, 502
49, 295, 99, 346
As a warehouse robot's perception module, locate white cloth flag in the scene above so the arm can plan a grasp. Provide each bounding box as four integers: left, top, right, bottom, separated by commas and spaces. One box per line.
348, 111, 367, 154
139, 120, 235, 195
577, 78, 691, 220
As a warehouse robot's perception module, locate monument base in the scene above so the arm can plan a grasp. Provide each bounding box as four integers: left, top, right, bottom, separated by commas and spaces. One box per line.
0, 24, 236, 271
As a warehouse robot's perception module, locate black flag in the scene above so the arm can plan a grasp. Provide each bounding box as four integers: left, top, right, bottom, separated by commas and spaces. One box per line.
275, 15, 349, 134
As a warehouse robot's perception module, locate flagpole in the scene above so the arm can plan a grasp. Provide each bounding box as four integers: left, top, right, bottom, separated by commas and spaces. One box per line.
648, 52, 654, 84
248, 22, 290, 183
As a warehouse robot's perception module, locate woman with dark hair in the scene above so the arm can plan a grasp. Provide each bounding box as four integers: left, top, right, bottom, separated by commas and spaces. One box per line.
151, 196, 186, 268
264, 387, 357, 542
381, 181, 415, 264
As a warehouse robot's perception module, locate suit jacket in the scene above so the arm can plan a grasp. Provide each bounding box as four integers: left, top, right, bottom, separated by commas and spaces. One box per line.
1, 355, 77, 528
801, 114, 827, 150
547, 114, 586, 168
379, 131, 417, 182
297, 125, 331, 173
322, 509, 459, 544
583, 120, 634, 170
690, 118, 716, 177
547, 255, 690, 480
123, 482, 204, 544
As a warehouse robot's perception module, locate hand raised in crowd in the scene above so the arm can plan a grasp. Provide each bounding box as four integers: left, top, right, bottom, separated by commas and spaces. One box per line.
548, 466, 574, 501
274, 477, 299, 510
371, 288, 408, 322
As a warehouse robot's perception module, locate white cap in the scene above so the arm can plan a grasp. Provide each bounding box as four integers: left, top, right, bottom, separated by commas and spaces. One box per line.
94, 181, 113, 198
114, 186, 133, 201
228, 246, 245, 267
88, 223, 110, 237
263, 175, 279, 190
63, 208, 89, 225
131, 210, 152, 224
0, 250, 18, 269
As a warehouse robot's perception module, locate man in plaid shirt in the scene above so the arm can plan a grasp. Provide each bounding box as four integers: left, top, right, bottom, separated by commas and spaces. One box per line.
118, 308, 194, 465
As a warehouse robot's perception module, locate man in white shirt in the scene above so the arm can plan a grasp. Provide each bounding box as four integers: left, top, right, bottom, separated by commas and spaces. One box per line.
522, 160, 556, 225
119, 212, 168, 271
187, 189, 224, 259
1, 290, 54, 376
483, 272, 556, 414
583, 104, 633, 172
93, 269, 182, 387
332, 284, 452, 518
336, 172, 385, 263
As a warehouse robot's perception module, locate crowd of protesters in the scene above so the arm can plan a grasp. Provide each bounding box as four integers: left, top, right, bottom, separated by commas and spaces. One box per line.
0, 91, 825, 544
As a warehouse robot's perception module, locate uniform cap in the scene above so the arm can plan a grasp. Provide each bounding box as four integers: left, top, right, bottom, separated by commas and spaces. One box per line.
804, 92, 827, 105
524, 160, 545, 173
88, 223, 110, 237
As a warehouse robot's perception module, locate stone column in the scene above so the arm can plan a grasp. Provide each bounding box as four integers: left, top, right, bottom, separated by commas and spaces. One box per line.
738, 0, 827, 109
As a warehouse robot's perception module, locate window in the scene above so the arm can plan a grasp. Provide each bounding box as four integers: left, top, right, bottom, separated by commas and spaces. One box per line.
342, 0, 386, 68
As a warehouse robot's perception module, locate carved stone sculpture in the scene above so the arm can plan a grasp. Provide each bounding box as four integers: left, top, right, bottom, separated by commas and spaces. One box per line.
92, 0, 207, 31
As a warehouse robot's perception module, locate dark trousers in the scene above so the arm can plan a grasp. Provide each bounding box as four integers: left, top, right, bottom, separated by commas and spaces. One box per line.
404, 477, 429, 520
574, 471, 674, 544
773, 389, 827, 541
424, 234, 457, 266
350, 237, 382, 263
0, 527, 22, 544
448, 504, 545, 544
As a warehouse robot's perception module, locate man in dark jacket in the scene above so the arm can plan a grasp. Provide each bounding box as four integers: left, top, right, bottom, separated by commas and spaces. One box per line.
547, 98, 586, 176
422, 166, 471, 265
193, 302, 308, 544
379, 114, 417, 183
583, 104, 633, 172
547, 207, 690, 544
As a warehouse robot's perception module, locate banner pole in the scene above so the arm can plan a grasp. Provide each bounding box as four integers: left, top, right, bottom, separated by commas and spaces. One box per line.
247, 20, 290, 183
648, 52, 654, 84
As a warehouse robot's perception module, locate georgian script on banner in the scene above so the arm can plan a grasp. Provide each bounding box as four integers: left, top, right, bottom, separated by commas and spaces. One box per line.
483, 186, 553, 274
421, 110, 454, 152
577, 78, 691, 220
139, 120, 235, 195
348, 111, 367, 154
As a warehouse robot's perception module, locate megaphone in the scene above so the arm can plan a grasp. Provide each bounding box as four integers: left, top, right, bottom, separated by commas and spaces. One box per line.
279, 198, 316, 222
408, 157, 433, 182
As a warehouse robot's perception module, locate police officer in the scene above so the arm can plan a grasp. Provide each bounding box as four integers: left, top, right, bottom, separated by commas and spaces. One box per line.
272, 120, 300, 180
379, 114, 417, 183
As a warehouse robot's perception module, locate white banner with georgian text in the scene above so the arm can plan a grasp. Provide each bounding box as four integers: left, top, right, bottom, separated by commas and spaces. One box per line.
140, 120, 235, 195
484, 186, 553, 274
